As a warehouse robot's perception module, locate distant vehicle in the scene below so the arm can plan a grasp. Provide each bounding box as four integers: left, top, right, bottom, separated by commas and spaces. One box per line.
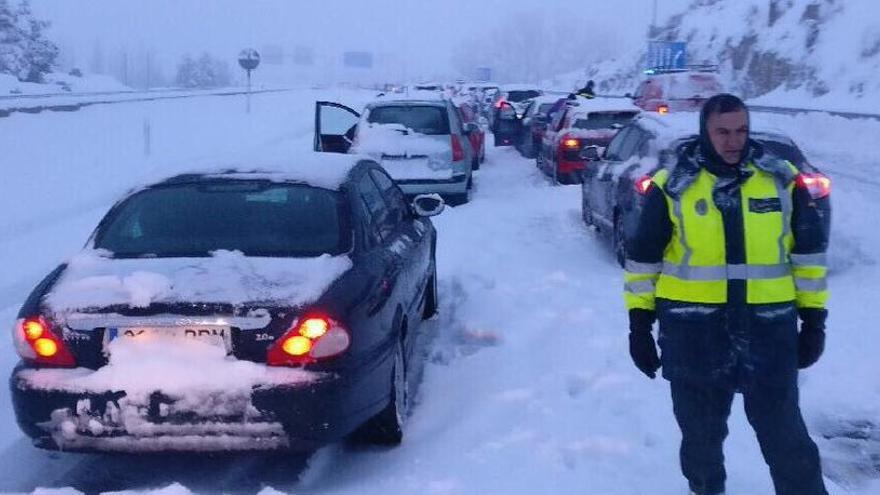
629, 67, 724, 114
315, 96, 477, 205
412, 82, 445, 92
537, 97, 639, 184
453, 99, 487, 170
10, 155, 444, 453
515, 95, 566, 159
491, 84, 543, 147
580, 113, 831, 265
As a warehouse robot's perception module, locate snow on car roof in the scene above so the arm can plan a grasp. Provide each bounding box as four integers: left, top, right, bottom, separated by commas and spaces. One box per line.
568, 97, 642, 116
151, 152, 365, 192
371, 94, 448, 105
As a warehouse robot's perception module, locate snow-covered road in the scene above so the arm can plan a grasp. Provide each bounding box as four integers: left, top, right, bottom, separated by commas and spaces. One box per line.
0, 90, 878, 494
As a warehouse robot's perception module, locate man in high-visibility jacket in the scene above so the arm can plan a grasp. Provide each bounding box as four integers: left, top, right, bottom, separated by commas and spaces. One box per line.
623, 94, 830, 495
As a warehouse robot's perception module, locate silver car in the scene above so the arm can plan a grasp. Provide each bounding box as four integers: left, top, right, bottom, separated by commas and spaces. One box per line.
315, 96, 477, 205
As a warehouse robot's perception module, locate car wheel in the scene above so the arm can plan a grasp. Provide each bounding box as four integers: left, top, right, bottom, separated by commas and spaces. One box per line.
356, 340, 407, 445
613, 213, 626, 268
582, 195, 593, 226
422, 265, 438, 320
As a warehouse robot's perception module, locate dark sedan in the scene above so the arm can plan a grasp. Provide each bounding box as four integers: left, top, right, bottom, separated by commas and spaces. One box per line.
580, 114, 830, 266
9, 155, 443, 453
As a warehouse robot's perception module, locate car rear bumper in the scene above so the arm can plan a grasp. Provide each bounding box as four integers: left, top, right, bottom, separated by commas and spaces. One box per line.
397, 173, 469, 196
9, 364, 386, 453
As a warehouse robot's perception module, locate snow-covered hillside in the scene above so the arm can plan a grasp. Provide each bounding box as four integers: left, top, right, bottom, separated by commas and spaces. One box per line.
547, 0, 880, 113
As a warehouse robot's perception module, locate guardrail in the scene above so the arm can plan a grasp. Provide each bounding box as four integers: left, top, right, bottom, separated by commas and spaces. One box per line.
594, 93, 880, 122
0, 87, 296, 118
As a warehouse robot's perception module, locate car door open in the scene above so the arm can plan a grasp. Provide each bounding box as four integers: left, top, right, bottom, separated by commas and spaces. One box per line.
314, 101, 360, 153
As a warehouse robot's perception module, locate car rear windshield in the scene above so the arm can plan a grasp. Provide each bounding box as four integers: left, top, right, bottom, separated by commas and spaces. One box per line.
367, 105, 450, 135
663, 74, 723, 99
573, 111, 638, 130
506, 90, 541, 102
94, 182, 350, 258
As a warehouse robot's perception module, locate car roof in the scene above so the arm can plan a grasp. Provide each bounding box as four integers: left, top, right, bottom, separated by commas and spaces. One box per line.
370, 96, 448, 106
567, 98, 641, 116
148, 152, 371, 192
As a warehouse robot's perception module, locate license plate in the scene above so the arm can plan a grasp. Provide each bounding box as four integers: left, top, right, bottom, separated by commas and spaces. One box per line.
106, 326, 231, 349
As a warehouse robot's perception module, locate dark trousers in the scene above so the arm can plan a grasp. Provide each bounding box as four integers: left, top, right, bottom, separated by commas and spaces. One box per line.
670, 380, 827, 495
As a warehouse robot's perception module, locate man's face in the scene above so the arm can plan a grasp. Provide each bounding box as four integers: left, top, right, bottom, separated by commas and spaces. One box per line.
706, 109, 749, 165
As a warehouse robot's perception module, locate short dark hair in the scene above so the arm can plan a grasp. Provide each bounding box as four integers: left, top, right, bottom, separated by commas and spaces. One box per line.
701, 93, 747, 117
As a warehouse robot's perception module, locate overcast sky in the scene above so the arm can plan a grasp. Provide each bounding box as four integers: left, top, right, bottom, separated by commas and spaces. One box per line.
31, 0, 690, 83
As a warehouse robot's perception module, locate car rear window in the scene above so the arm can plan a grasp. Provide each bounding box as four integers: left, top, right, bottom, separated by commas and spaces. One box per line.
573, 111, 639, 130
367, 105, 450, 135
662, 74, 723, 99
506, 90, 541, 102
94, 182, 350, 258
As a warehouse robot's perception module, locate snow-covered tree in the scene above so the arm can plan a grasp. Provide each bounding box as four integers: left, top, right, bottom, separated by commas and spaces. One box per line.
175, 52, 231, 88
0, 0, 58, 82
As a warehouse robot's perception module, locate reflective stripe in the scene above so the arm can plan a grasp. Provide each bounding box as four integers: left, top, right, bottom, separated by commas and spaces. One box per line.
624, 280, 656, 294
795, 277, 827, 292
625, 260, 662, 274
662, 262, 791, 281
671, 197, 693, 266
773, 176, 792, 265
790, 252, 828, 267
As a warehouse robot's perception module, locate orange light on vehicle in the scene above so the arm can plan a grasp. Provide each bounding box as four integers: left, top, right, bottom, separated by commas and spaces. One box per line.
299, 318, 329, 339
657, 105, 669, 115
23, 319, 45, 340
282, 336, 312, 356
562, 138, 580, 148
635, 175, 654, 195
33, 338, 58, 357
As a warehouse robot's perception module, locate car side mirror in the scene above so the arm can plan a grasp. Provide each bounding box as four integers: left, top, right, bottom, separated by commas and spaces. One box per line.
580, 145, 601, 161
464, 122, 480, 134
411, 194, 445, 217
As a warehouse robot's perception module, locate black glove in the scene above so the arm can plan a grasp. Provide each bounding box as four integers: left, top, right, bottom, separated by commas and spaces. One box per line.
798, 308, 827, 369
629, 309, 661, 379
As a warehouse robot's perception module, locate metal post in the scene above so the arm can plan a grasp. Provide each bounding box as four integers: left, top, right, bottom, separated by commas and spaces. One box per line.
246, 69, 251, 114
143, 118, 151, 157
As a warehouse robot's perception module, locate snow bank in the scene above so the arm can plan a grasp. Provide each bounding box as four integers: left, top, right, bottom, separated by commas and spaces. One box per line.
46, 249, 352, 311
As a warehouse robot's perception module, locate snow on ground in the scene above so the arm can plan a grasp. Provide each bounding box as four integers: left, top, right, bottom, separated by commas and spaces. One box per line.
0, 91, 878, 494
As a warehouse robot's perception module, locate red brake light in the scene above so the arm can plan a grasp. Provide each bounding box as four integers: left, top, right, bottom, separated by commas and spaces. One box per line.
13, 317, 77, 367
657, 104, 669, 115
635, 175, 654, 195
796, 173, 831, 199
451, 134, 465, 162
267, 316, 351, 366
495, 99, 507, 108
562, 138, 580, 149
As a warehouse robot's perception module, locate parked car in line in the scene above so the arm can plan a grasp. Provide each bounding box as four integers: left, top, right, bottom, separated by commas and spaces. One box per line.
453, 99, 487, 170
314, 95, 478, 205
515, 95, 565, 159
491, 84, 543, 146
580, 113, 831, 265
10, 155, 444, 453
537, 97, 639, 184
629, 67, 724, 114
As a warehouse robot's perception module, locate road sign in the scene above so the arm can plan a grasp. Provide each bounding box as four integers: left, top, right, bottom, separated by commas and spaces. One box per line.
238, 49, 261, 71
646, 41, 687, 70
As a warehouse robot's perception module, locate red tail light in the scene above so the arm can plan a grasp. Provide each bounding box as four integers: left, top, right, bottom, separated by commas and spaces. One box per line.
13, 316, 77, 367
451, 134, 465, 162
796, 173, 831, 199
635, 175, 654, 195
657, 104, 669, 115
495, 99, 508, 108
267, 315, 351, 366
562, 137, 580, 149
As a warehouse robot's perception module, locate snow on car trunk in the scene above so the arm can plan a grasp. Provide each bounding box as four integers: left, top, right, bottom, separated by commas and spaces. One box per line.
46, 249, 353, 311
351, 123, 455, 181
